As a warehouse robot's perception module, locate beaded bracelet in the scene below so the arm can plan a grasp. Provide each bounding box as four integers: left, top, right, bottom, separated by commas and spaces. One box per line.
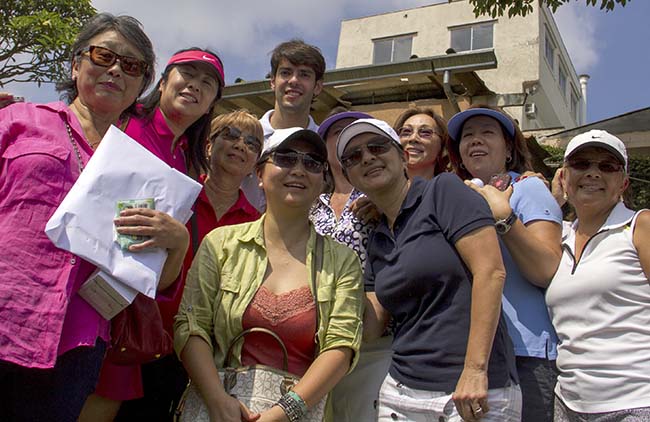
276, 390, 307, 422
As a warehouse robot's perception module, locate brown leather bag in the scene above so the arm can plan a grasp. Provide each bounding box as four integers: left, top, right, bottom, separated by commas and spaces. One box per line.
106, 293, 173, 365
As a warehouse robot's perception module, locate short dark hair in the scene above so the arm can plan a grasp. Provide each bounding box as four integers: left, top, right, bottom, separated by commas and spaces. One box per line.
446, 104, 532, 180
393, 106, 450, 176
56, 13, 155, 115
139, 47, 223, 175
270, 39, 325, 81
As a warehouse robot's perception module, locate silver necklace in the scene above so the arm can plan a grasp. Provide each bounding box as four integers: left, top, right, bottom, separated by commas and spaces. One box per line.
65, 122, 85, 173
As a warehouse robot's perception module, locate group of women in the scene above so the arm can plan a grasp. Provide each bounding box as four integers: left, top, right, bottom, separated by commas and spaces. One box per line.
0, 10, 648, 422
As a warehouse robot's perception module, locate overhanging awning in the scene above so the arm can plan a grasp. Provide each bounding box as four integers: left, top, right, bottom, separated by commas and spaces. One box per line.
216, 50, 498, 117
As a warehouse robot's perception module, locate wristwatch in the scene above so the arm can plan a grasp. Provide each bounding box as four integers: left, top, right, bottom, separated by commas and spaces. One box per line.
495, 211, 517, 235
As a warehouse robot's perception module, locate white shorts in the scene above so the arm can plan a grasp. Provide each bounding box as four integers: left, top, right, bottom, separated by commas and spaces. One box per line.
377, 373, 522, 422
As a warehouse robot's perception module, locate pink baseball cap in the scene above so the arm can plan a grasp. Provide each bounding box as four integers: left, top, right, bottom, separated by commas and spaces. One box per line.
167, 50, 225, 88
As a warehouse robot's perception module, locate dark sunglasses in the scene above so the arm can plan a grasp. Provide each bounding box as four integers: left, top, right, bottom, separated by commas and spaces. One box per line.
397, 126, 439, 140
216, 126, 262, 155
567, 159, 624, 173
80, 45, 148, 77
340, 137, 393, 169
267, 150, 328, 174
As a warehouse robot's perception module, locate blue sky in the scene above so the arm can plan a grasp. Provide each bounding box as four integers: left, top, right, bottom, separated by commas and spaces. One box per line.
7, 0, 649, 124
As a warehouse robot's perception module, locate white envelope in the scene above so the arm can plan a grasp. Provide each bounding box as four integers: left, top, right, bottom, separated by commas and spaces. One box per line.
45, 125, 201, 298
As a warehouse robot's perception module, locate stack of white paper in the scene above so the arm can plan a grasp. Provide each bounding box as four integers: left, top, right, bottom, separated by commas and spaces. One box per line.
45, 125, 201, 317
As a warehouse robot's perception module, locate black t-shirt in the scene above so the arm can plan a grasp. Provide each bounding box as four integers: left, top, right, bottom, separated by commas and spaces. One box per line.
365, 174, 517, 392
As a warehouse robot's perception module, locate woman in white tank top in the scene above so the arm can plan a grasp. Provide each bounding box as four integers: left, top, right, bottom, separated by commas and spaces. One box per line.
545, 130, 650, 421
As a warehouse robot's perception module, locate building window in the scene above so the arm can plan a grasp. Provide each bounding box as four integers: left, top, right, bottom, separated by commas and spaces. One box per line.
545, 30, 556, 70
373, 35, 414, 64
450, 22, 494, 52
570, 88, 579, 122
558, 64, 567, 97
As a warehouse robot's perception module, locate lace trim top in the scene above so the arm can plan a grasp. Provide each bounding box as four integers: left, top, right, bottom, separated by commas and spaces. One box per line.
241, 285, 317, 376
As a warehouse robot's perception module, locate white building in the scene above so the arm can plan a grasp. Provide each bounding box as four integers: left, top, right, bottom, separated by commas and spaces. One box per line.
335, 0, 585, 130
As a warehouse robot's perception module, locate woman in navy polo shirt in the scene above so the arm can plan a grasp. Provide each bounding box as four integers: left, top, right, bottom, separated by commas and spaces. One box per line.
337, 118, 521, 422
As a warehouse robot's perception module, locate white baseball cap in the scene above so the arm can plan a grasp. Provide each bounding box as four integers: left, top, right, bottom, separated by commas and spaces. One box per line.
336, 118, 402, 164
564, 129, 628, 169
261, 127, 327, 160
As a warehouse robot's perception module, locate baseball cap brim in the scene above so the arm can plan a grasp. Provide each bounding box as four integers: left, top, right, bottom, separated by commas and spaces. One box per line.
167, 51, 225, 88
336, 119, 402, 164
260, 129, 327, 163
318, 111, 373, 139
447, 108, 516, 142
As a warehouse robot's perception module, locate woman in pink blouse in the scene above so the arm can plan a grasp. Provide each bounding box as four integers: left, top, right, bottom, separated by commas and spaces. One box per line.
0, 13, 188, 422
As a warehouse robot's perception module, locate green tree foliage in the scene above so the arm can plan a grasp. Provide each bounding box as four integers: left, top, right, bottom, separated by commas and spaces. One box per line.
0, 0, 96, 87
469, 0, 630, 18
628, 156, 650, 210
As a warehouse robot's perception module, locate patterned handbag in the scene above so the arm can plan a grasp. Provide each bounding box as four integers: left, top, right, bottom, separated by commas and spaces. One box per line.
176, 327, 326, 421
176, 235, 327, 421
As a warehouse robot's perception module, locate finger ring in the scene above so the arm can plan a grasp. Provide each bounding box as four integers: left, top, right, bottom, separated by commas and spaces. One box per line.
473, 406, 483, 415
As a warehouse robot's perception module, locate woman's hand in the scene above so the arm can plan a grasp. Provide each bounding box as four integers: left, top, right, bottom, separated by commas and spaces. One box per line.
517, 171, 550, 188
350, 196, 381, 224
208, 394, 260, 422
256, 405, 289, 422
464, 181, 513, 221
114, 208, 189, 290
452, 366, 490, 421
551, 168, 566, 208
114, 208, 189, 253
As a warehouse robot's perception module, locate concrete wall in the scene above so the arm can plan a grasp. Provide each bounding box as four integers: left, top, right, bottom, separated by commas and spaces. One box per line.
533, 6, 581, 129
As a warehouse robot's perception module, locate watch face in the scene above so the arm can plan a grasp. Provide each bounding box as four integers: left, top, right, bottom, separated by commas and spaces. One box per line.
495, 221, 508, 235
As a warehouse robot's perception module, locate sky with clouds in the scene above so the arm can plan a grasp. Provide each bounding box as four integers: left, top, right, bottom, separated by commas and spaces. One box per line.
6, 0, 649, 124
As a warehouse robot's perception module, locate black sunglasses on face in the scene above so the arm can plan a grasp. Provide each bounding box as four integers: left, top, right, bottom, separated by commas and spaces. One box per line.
267, 150, 328, 174
340, 137, 393, 169
567, 159, 624, 173
80, 45, 148, 77
397, 126, 439, 140
216, 126, 262, 155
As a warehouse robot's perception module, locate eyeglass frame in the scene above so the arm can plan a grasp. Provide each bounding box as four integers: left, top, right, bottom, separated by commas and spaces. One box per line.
565, 158, 625, 174
340, 136, 396, 169
396, 125, 441, 140
213, 125, 263, 155
263, 149, 329, 174
78, 45, 149, 77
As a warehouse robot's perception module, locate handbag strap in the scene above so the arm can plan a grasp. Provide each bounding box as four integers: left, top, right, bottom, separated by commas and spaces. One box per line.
224, 327, 289, 371
190, 213, 199, 255
312, 234, 324, 354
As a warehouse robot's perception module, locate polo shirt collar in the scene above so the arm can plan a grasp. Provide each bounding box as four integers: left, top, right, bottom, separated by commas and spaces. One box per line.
401, 177, 427, 212
232, 189, 260, 217
565, 202, 635, 248
153, 108, 188, 151
376, 177, 426, 232
198, 174, 259, 219
571, 201, 635, 233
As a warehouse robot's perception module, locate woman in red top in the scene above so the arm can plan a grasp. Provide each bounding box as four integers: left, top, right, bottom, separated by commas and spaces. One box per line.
113, 110, 263, 421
